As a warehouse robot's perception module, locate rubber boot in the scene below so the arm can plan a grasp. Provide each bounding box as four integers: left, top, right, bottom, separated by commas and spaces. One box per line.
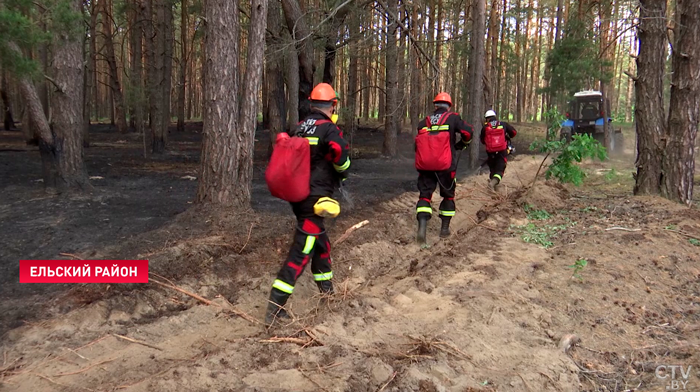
316, 280, 334, 295
439, 216, 451, 238
264, 289, 290, 328
416, 216, 428, 245
489, 177, 500, 190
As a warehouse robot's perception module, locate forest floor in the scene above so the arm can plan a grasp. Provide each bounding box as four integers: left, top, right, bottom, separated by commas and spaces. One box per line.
1, 122, 699, 392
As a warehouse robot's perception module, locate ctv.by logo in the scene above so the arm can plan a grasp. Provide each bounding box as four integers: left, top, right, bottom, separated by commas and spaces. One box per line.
655, 365, 693, 390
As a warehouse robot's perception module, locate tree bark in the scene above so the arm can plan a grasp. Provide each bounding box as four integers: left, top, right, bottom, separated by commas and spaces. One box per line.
347, 9, 360, 137
197, 0, 241, 206
286, 42, 300, 129
409, 3, 421, 134
89, 0, 99, 123
633, 0, 667, 195
467, 0, 486, 169
131, 0, 146, 138
281, 0, 314, 120
148, 0, 169, 153
177, 0, 188, 132
266, 0, 286, 155
197, 0, 268, 207
102, 0, 129, 133
1, 72, 15, 130
661, 0, 700, 204
383, 0, 399, 157
162, 1, 174, 135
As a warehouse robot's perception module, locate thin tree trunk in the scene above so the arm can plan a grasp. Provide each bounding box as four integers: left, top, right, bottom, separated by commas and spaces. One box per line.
131, 0, 145, 137
661, 0, 699, 204
90, 0, 99, 122
177, 0, 188, 132
285, 35, 300, 129
162, 1, 174, 133
1, 72, 16, 130
633, 0, 667, 195
496, 0, 508, 116
347, 9, 360, 137
281, 0, 313, 120
383, 0, 399, 156
266, 0, 286, 154
468, 0, 486, 169
102, 0, 129, 133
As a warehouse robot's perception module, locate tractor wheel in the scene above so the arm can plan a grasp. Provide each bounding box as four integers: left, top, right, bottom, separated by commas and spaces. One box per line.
560, 127, 572, 143
612, 131, 624, 155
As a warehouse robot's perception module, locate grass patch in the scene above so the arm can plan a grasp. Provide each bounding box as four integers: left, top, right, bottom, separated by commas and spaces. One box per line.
511, 220, 575, 249
523, 204, 552, 221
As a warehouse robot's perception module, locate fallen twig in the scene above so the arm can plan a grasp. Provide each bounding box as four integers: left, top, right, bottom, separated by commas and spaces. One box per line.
467, 215, 501, 232
150, 278, 213, 305
377, 371, 398, 392
260, 337, 316, 346
666, 229, 700, 242
59, 252, 82, 260
112, 334, 163, 351
238, 223, 255, 253
53, 358, 117, 377
299, 368, 330, 392
333, 220, 369, 246
605, 227, 641, 232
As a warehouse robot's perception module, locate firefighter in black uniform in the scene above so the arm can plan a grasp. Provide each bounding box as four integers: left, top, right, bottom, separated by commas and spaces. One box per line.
415, 92, 473, 245
264, 83, 351, 327
480, 110, 517, 190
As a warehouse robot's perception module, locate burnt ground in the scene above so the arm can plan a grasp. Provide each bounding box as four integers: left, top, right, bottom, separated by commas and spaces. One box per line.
0, 122, 537, 336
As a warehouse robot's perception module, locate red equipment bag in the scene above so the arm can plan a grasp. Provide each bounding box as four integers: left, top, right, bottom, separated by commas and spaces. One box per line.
415, 112, 452, 171
265, 132, 311, 202
484, 121, 507, 153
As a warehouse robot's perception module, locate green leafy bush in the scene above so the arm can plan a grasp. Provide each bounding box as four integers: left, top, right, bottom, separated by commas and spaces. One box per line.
530, 133, 607, 186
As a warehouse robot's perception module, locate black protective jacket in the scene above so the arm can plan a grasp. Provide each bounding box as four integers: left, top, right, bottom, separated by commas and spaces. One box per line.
416, 108, 473, 171
289, 111, 351, 197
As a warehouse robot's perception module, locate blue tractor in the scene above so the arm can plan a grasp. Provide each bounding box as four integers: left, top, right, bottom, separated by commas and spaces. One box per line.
560, 90, 623, 153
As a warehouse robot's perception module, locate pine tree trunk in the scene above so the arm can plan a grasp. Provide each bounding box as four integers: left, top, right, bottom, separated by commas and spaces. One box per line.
514, 0, 522, 123
177, 0, 188, 132
485, 0, 500, 109
102, 0, 129, 133
162, 2, 174, 135
1, 72, 16, 130
496, 0, 508, 116
131, 0, 145, 138
633, 0, 667, 195
149, 0, 168, 153
468, 0, 486, 169
266, 0, 286, 155
197, 0, 242, 205
286, 43, 300, 129
347, 10, 360, 137
661, 0, 699, 204
89, 0, 99, 122
281, 0, 313, 120
409, 4, 421, 133
383, 0, 399, 157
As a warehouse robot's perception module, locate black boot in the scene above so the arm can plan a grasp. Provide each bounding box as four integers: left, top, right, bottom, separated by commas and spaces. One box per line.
439, 216, 451, 238
264, 289, 290, 327
416, 216, 428, 245
316, 280, 334, 295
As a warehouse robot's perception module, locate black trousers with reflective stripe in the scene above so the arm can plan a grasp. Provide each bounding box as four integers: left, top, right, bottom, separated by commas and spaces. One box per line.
416, 170, 456, 220
487, 150, 508, 180
272, 197, 333, 296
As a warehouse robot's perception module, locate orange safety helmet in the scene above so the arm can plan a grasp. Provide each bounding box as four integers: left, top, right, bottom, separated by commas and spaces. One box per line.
309, 83, 338, 104
433, 92, 452, 107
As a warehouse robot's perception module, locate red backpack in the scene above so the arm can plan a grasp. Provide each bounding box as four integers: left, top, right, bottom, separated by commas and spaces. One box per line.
484, 121, 507, 153
265, 132, 311, 202
415, 112, 453, 171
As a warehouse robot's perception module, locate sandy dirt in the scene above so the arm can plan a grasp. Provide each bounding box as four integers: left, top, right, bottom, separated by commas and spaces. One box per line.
1, 123, 699, 392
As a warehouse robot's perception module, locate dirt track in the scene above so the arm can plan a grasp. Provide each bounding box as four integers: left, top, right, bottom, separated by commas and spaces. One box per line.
1, 124, 699, 391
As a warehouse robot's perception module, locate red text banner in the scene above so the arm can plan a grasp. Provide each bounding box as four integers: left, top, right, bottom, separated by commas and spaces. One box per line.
19, 260, 149, 283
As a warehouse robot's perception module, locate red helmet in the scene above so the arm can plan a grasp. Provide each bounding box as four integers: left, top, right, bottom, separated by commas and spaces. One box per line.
309, 83, 338, 103
433, 92, 452, 106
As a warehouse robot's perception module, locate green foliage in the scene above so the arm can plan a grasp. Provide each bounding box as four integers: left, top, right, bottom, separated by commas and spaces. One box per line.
689, 239, 700, 247
530, 133, 607, 186
567, 259, 588, 282
0, 0, 82, 77
543, 108, 566, 140
511, 221, 573, 249
540, 18, 613, 105
523, 204, 551, 221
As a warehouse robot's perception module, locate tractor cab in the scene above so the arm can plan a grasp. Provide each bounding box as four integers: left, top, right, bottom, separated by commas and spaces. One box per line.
560, 90, 623, 153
